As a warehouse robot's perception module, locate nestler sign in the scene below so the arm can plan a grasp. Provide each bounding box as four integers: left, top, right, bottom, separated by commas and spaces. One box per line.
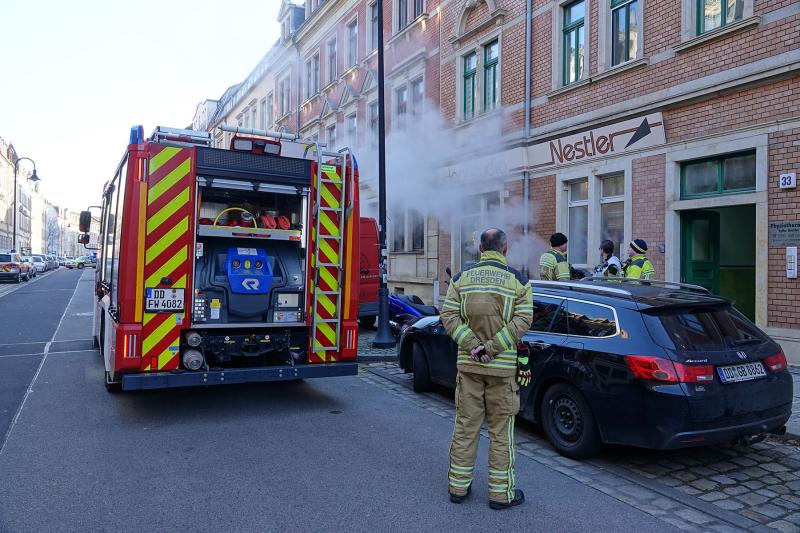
530, 113, 665, 168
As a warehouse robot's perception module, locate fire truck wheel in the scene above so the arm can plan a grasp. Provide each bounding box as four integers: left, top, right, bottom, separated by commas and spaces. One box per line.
412, 342, 433, 393
104, 371, 121, 393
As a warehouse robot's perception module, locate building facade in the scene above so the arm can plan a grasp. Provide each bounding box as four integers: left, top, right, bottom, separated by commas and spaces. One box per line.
193, 0, 800, 360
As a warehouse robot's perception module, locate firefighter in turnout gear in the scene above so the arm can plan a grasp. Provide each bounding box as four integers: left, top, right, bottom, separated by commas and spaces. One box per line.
623, 239, 656, 280
539, 232, 570, 281
442, 228, 533, 509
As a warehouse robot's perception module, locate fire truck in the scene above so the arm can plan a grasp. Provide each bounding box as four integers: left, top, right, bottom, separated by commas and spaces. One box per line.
79, 125, 360, 391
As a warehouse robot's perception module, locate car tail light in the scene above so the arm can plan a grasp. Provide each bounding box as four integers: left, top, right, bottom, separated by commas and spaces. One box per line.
624, 356, 678, 382
763, 350, 788, 372
673, 362, 715, 382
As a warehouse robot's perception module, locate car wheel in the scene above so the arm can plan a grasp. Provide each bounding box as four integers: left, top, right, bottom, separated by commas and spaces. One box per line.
359, 315, 376, 328
104, 371, 121, 393
78, 263, 85, 269
412, 342, 433, 393
15, 273, 21, 283
541, 383, 600, 459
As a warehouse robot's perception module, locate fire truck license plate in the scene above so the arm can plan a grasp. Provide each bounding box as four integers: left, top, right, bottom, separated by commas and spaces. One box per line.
145, 288, 185, 313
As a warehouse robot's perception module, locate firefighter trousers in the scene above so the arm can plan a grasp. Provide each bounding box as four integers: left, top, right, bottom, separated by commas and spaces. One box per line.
448, 370, 520, 504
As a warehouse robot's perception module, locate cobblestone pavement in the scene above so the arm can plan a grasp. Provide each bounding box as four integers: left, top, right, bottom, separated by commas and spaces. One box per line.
356, 325, 398, 361
360, 361, 800, 532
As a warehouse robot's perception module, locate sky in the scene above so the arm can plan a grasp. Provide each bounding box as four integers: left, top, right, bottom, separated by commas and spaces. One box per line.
0, 0, 282, 210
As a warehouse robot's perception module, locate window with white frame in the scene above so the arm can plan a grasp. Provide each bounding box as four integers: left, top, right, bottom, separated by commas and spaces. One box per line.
279, 77, 291, 116
391, 209, 425, 252
392, 210, 406, 251
699, 0, 744, 34
563, 1, 586, 85
460, 39, 499, 121
567, 179, 589, 265
346, 112, 357, 142
395, 85, 408, 126
414, 0, 424, 18
463, 52, 477, 120
326, 123, 336, 151
266, 93, 274, 127
251, 107, 257, 130
282, 18, 291, 42
259, 98, 266, 129
410, 77, 424, 116
305, 54, 320, 99
410, 210, 424, 251
398, 0, 409, 31
483, 40, 499, 111
370, 2, 379, 51
600, 174, 625, 257
368, 100, 378, 147
327, 39, 337, 84
347, 20, 358, 68
460, 192, 502, 267
611, 0, 638, 66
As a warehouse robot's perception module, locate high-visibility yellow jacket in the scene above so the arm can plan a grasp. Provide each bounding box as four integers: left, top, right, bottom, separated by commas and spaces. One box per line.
441, 251, 533, 378
539, 249, 570, 281
623, 254, 655, 280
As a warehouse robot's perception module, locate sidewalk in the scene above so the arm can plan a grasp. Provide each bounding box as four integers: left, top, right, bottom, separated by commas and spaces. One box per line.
787, 367, 800, 438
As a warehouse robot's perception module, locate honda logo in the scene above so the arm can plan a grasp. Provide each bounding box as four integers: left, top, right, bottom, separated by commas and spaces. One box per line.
737, 351, 748, 360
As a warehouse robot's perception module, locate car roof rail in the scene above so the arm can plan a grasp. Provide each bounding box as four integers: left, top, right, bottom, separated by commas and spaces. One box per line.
580, 276, 710, 294
530, 280, 633, 298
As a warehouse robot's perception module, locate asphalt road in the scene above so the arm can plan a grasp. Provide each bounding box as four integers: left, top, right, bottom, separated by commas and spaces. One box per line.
0, 269, 675, 532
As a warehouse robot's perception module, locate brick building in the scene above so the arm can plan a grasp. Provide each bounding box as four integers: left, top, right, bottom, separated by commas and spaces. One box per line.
195, 0, 800, 360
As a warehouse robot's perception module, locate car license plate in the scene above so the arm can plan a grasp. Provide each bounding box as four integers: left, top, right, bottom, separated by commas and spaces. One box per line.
145, 288, 185, 313
717, 362, 767, 384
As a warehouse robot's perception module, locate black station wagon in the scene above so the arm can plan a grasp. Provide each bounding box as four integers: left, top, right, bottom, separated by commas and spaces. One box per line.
397, 279, 793, 458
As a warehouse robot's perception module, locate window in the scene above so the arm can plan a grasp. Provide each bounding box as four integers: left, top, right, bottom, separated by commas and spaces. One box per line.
600, 174, 624, 257
530, 296, 566, 332
567, 180, 588, 265
566, 300, 618, 337
463, 52, 477, 120
279, 77, 291, 116
259, 99, 266, 129
647, 305, 763, 351
414, 0, 424, 17
266, 93, 274, 127
370, 2, 379, 51
395, 85, 408, 125
483, 40, 499, 112
460, 192, 501, 267
398, 0, 409, 30
611, 0, 638, 66
369, 100, 379, 147
326, 124, 336, 151
410, 78, 424, 115
251, 107, 257, 130
305, 54, 320, 99
411, 210, 424, 251
698, 0, 744, 34
681, 151, 756, 199
392, 210, 406, 251
346, 113, 357, 141
563, 0, 586, 85
347, 20, 358, 68
327, 39, 337, 84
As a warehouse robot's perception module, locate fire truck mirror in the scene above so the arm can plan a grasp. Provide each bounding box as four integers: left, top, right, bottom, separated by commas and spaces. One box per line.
78, 233, 90, 245
79, 211, 92, 232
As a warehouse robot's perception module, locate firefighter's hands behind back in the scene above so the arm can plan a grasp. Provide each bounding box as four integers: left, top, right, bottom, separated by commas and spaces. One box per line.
471, 344, 492, 363
516, 354, 531, 387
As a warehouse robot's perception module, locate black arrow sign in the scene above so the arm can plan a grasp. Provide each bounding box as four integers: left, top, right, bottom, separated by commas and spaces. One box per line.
625, 118, 652, 149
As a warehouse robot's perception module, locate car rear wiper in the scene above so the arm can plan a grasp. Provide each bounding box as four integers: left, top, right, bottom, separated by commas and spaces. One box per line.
730, 338, 760, 347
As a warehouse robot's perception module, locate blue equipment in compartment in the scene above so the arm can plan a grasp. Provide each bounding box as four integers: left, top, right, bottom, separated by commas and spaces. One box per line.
226, 248, 272, 295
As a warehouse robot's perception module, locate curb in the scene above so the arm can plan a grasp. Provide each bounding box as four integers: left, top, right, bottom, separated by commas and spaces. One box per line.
357, 354, 397, 363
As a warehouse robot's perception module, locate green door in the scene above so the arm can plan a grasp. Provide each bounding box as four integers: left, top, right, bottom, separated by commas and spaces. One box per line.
681, 210, 720, 294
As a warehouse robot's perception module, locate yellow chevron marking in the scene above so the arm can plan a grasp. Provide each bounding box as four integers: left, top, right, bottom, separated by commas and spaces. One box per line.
316, 293, 336, 317
173, 274, 187, 289
320, 184, 340, 209
319, 238, 339, 264
319, 210, 340, 237
324, 169, 342, 182
316, 321, 337, 345
143, 312, 156, 327
147, 187, 190, 235
143, 315, 177, 356
148, 158, 191, 205
145, 246, 188, 288
144, 364, 152, 371
320, 266, 339, 291
149, 147, 181, 175
146, 217, 189, 265
157, 337, 179, 370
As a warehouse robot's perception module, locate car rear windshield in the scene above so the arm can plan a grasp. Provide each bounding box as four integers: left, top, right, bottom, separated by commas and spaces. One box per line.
0, 254, 12, 262
644, 304, 766, 351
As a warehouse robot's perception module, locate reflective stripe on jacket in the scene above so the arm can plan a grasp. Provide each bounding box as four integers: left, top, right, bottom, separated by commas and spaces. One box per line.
539, 249, 570, 281
441, 251, 533, 378
623, 255, 655, 280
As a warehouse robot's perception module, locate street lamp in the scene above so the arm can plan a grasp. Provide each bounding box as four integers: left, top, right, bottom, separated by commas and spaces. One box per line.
12, 156, 40, 252
372, 0, 395, 348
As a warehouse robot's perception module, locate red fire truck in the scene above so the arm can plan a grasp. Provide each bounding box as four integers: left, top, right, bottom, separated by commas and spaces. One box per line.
79, 126, 360, 391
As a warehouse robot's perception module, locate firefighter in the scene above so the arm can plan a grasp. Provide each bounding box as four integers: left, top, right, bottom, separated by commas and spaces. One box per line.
623, 239, 656, 280
539, 232, 570, 281
442, 228, 533, 510
593, 239, 622, 277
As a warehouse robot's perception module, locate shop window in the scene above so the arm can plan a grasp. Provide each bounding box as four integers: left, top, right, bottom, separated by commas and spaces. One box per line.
681, 151, 756, 199
698, 0, 744, 34
483, 40, 499, 111
611, 0, 638, 66
563, 0, 586, 85
600, 174, 624, 256
567, 179, 588, 265
463, 52, 477, 120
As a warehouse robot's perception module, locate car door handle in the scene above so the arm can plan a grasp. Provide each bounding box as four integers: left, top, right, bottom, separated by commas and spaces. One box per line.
527, 340, 552, 351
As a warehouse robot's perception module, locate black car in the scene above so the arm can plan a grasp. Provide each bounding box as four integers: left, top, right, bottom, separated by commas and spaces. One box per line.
398, 279, 792, 459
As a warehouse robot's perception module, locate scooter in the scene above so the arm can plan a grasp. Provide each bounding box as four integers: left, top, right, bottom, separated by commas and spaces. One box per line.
388, 293, 439, 336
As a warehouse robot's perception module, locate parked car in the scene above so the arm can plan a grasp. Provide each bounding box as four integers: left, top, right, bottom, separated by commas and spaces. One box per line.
58, 256, 66, 266
65, 257, 77, 269
398, 278, 792, 459
22, 257, 37, 278
77, 255, 96, 268
0, 251, 33, 282
30, 255, 47, 273
46, 254, 58, 270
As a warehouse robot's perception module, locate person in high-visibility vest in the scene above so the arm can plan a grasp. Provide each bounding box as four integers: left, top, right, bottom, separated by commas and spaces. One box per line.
441, 228, 533, 510
539, 233, 570, 281
623, 239, 655, 280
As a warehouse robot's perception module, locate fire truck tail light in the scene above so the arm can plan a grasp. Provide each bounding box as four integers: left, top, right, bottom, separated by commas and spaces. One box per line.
123, 334, 139, 358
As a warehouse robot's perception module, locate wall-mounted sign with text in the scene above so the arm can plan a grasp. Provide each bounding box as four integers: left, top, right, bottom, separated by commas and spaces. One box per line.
529, 113, 666, 169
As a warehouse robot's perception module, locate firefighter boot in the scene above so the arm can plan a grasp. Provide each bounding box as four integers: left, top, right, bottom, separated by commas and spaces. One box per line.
489, 489, 525, 510
449, 483, 472, 504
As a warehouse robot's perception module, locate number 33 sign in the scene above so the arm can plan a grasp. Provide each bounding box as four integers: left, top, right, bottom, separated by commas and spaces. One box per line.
779, 172, 797, 189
